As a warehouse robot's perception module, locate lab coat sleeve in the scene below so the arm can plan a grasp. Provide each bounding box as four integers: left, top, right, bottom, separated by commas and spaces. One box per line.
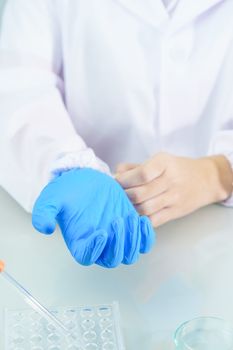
0, 0, 110, 213
208, 122, 233, 207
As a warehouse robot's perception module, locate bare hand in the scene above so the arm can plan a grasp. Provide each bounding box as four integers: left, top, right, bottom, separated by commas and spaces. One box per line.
115, 153, 233, 227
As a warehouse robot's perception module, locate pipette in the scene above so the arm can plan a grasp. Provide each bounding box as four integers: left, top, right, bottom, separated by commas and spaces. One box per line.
0, 260, 73, 337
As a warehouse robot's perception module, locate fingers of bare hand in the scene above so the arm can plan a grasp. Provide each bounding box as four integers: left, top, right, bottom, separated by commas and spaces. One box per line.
116, 162, 164, 189
149, 208, 179, 227
135, 193, 169, 216
115, 163, 138, 174
126, 177, 168, 204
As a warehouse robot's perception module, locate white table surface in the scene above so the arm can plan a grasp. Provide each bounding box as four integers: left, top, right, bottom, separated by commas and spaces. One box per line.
0, 186, 233, 350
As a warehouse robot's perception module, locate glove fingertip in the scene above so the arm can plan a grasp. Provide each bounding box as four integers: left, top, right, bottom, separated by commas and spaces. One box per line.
32, 213, 56, 235
111, 217, 124, 236
122, 213, 141, 265
73, 230, 107, 266
95, 218, 126, 269
139, 216, 156, 254
122, 255, 139, 266
92, 230, 108, 259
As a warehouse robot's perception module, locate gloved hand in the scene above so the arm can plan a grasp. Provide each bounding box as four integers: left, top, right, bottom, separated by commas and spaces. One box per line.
32, 168, 155, 268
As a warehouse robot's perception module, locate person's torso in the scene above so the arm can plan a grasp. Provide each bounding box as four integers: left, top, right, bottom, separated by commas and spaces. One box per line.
55, 0, 233, 169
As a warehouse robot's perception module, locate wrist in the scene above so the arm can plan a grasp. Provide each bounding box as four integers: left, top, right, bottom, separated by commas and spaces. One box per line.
201, 155, 233, 203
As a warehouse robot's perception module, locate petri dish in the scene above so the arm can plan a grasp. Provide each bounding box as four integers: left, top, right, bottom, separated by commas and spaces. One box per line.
174, 317, 233, 350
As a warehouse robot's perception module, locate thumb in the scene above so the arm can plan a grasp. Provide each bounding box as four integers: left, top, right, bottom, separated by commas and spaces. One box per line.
115, 162, 139, 175
32, 189, 60, 235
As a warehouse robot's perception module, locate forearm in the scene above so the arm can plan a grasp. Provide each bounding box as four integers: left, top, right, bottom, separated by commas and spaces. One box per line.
0, 0, 110, 212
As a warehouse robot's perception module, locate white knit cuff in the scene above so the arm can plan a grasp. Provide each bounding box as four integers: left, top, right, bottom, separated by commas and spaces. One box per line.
50, 148, 111, 178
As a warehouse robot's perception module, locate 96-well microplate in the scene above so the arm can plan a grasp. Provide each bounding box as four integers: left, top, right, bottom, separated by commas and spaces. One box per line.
5, 302, 125, 350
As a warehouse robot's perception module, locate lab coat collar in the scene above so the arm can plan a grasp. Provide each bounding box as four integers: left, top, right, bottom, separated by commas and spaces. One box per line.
115, 0, 169, 28
172, 0, 226, 30
115, 0, 226, 30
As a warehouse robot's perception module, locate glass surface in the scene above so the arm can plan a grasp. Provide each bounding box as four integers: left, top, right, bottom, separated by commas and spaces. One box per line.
174, 317, 233, 350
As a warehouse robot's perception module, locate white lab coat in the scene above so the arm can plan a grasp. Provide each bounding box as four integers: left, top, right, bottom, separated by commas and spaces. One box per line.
0, 0, 233, 212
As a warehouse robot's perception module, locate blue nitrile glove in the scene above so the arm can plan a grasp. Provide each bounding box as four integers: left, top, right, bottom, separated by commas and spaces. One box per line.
32, 168, 155, 268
